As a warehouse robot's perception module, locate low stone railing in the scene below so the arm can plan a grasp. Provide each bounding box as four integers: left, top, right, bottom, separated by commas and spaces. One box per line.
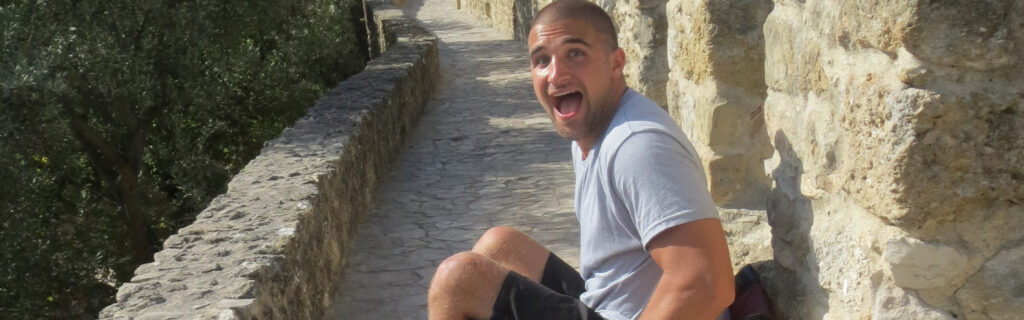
100, 0, 438, 318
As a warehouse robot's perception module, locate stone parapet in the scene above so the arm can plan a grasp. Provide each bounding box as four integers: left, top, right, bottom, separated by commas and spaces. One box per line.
455, 0, 523, 40
98, 0, 438, 318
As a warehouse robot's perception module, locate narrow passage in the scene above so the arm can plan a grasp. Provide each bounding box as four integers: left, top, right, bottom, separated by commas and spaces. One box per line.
327, 0, 578, 318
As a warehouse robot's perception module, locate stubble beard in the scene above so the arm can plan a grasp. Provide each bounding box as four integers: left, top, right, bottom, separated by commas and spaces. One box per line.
551, 90, 618, 144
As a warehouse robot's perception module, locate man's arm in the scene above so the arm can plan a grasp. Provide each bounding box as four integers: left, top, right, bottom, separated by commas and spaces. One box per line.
639, 218, 735, 320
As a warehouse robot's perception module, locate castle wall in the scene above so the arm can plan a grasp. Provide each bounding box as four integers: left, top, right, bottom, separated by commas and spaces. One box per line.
761, 1, 1023, 318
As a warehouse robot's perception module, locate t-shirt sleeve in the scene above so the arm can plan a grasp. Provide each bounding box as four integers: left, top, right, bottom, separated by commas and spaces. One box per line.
609, 131, 719, 248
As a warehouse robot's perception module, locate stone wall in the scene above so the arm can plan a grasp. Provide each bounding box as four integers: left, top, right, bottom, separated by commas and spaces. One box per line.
666, 0, 774, 207
98, 0, 439, 318
456, 0, 518, 38
761, 1, 1023, 318
460, 0, 1024, 319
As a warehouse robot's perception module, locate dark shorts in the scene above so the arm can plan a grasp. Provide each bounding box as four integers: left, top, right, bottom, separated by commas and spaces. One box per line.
490, 253, 606, 320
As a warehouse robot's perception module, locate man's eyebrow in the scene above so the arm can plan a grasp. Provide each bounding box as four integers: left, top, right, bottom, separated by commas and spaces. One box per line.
530, 45, 546, 57
530, 37, 591, 57
562, 37, 590, 47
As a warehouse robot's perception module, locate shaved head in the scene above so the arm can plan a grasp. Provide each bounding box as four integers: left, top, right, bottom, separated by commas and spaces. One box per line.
532, 0, 618, 50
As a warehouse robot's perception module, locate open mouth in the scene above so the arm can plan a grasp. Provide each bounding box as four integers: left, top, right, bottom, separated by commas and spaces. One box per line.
552, 91, 583, 117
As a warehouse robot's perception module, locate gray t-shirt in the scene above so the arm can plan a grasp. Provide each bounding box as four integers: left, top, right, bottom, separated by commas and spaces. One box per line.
572, 89, 719, 320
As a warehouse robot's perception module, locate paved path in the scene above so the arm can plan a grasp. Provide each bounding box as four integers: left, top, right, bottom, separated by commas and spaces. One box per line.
326, 0, 579, 318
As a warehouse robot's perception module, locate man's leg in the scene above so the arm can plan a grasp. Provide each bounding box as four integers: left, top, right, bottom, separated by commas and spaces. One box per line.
428, 251, 510, 320
472, 226, 551, 282
473, 226, 585, 297
428, 227, 555, 320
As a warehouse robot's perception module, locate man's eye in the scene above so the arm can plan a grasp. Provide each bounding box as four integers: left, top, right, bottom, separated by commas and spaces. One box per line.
535, 57, 550, 67
569, 49, 584, 57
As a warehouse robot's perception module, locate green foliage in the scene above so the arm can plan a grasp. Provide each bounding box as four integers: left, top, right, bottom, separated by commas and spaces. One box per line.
1, 0, 367, 318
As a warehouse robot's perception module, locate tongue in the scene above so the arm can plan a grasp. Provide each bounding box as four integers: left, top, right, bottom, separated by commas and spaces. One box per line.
557, 92, 582, 115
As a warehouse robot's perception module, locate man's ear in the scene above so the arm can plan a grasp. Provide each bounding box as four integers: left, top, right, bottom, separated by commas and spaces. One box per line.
611, 48, 626, 74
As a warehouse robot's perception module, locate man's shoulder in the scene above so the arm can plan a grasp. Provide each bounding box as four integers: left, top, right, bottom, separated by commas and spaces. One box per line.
603, 90, 689, 156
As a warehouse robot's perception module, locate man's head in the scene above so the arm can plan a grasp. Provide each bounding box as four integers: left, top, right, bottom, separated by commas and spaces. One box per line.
528, 0, 626, 151
533, 0, 618, 51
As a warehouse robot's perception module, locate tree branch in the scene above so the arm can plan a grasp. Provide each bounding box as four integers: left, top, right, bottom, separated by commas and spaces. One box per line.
64, 109, 124, 185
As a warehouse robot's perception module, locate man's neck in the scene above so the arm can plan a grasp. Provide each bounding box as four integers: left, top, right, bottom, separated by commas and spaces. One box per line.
576, 86, 628, 161
578, 141, 594, 161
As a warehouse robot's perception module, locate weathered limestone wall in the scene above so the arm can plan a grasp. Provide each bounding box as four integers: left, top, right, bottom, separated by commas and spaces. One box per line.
761, 1, 1023, 318
456, 0, 518, 37
99, 0, 438, 318
666, 0, 774, 207
461, 0, 1024, 318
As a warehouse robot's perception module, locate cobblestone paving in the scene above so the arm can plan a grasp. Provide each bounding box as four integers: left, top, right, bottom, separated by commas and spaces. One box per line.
326, 0, 579, 318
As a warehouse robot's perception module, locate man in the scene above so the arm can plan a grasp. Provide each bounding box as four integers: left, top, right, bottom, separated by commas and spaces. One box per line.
427, 0, 735, 319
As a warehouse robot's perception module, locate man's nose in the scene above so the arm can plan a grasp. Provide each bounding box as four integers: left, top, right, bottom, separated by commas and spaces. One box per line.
547, 57, 570, 87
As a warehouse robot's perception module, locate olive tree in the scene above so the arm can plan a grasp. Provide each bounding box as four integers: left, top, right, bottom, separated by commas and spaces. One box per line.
1, 0, 367, 317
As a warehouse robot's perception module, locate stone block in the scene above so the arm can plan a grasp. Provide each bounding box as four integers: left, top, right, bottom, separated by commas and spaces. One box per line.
609, 0, 668, 108
872, 277, 955, 320
667, 0, 773, 207
137, 312, 184, 320
458, 0, 517, 37
512, 0, 541, 41
217, 309, 240, 320
955, 243, 1024, 320
706, 153, 770, 206
905, 0, 1021, 71
718, 208, 773, 272
883, 236, 971, 290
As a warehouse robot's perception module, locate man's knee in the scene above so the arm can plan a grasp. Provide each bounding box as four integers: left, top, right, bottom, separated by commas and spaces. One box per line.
475, 226, 529, 252
472, 226, 551, 282
429, 251, 508, 319
430, 251, 501, 295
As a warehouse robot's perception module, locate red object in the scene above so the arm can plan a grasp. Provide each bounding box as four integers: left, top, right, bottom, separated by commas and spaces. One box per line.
728, 265, 773, 320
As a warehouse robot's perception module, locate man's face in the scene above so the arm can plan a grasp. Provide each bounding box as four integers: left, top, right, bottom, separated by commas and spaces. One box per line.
528, 18, 623, 148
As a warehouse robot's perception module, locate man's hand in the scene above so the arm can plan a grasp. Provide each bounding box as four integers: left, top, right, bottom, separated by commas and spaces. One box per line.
639, 218, 734, 320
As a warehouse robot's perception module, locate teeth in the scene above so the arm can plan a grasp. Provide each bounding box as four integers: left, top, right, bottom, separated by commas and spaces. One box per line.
552, 91, 576, 97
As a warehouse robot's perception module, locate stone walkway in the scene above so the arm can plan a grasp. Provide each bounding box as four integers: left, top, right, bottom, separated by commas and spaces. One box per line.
325, 0, 579, 318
